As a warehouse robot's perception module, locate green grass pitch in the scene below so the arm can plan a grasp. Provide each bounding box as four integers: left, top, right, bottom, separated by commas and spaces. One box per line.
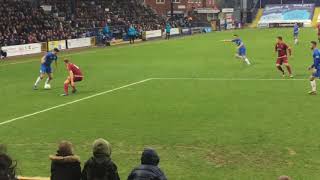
1, 28, 320, 179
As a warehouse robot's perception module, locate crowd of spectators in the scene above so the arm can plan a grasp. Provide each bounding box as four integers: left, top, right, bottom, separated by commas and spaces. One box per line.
0, 0, 166, 47
0, 0, 77, 47
0, 139, 167, 180
0, 141, 297, 180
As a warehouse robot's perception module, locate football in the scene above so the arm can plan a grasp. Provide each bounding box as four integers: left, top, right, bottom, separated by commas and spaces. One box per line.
44, 84, 51, 89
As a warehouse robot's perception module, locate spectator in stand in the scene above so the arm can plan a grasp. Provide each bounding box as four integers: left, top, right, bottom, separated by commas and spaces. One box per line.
0, 0, 167, 46
128, 25, 137, 44
0, 148, 17, 180
49, 141, 81, 180
82, 138, 120, 180
0, 48, 7, 60
165, 23, 171, 40
278, 176, 292, 180
127, 148, 167, 180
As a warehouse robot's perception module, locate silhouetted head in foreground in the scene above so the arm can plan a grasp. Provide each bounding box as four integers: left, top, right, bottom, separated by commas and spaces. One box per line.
0, 153, 17, 180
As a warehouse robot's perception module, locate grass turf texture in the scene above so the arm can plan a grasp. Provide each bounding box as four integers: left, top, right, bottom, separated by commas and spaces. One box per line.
0, 28, 320, 179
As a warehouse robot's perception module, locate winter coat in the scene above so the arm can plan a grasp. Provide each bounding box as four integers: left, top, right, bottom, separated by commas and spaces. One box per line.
50, 155, 81, 180
82, 154, 120, 180
127, 149, 167, 180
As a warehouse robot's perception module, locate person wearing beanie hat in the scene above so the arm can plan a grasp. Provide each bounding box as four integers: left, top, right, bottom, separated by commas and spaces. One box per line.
127, 148, 167, 180
49, 141, 81, 180
92, 138, 112, 157
82, 138, 120, 180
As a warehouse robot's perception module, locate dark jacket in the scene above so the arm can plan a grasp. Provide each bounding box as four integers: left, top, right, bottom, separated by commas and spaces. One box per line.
127, 149, 167, 180
0, 153, 17, 180
82, 153, 120, 180
50, 155, 81, 180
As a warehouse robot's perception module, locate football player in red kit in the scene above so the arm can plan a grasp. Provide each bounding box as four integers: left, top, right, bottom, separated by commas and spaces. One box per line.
275, 36, 293, 78
61, 59, 84, 96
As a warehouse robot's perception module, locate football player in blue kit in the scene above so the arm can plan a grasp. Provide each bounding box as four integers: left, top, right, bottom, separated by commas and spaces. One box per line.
308, 41, 320, 95
223, 34, 251, 65
33, 48, 59, 90
293, 23, 299, 45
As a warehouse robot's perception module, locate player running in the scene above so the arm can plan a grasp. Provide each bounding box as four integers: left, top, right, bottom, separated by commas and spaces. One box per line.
33, 48, 59, 90
308, 41, 320, 95
293, 23, 299, 45
61, 59, 84, 96
223, 34, 251, 65
275, 36, 293, 78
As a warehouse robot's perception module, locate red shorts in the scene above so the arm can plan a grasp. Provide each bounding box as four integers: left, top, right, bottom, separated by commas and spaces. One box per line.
73, 76, 83, 82
276, 57, 288, 65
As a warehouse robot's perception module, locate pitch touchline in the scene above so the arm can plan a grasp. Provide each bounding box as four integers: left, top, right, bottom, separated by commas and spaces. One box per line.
0, 37, 185, 67
0, 50, 100, 67
151, 78, 307, 81
0, 77, 308, 127
0, 78, 152, 127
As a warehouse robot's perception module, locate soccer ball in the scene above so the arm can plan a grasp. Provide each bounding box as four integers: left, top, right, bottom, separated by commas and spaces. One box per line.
44, 84, 51, 89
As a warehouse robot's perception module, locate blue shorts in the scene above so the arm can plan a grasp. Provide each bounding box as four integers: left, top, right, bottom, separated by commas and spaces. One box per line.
40, 65, 52, 74
238, 47, 246, 56
313, 70, 320, 78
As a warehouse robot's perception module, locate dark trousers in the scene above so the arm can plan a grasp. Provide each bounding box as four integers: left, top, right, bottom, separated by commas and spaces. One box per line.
166, 32, 170, 40
0, 50, 7, 59
129, 35, 135, 44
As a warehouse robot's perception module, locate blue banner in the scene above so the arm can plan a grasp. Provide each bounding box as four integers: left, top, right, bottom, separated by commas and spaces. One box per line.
260, 4, 315, 23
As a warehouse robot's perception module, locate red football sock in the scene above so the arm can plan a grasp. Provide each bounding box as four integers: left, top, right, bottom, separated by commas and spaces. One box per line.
64, 83, 69, 95
286, 66, 292, 75
277, 66, 284, 74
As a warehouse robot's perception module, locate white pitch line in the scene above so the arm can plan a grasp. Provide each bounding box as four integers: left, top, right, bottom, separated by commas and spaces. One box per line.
151, 78, 307, 81
0, 78, 152, 127
0, 50, 100, 67
0, 77, 308, 127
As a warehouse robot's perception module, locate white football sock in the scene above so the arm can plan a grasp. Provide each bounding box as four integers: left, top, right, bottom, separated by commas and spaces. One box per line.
311, 80, 317, 92
34, 77, 42, 86
294, 38, 298, 45
244, 57, 251, 65
45, 78, 51, 85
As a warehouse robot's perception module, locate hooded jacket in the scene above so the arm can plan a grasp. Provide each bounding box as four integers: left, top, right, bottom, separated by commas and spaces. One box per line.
0, 154, 17, 180
82, 139, 120, 180
127, 148, 167, 180
50, 154, 81, 180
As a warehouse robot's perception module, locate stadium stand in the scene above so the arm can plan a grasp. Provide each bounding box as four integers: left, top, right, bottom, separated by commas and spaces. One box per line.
0, 0, 165, 47
0, 0, 73, 46
258, 0, 320, 7
312, 7, 320, 26
250, 8, 264, 28
39, 0, 164, 30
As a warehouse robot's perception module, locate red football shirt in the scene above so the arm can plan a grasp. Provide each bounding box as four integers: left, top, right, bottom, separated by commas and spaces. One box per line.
68, 63, 83, 77
318, 24, 320, 34
275, 43, 289, 58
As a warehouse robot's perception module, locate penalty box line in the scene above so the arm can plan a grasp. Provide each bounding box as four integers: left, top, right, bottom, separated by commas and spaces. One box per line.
0, 78, 152, 127
0, 77, 307, 127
